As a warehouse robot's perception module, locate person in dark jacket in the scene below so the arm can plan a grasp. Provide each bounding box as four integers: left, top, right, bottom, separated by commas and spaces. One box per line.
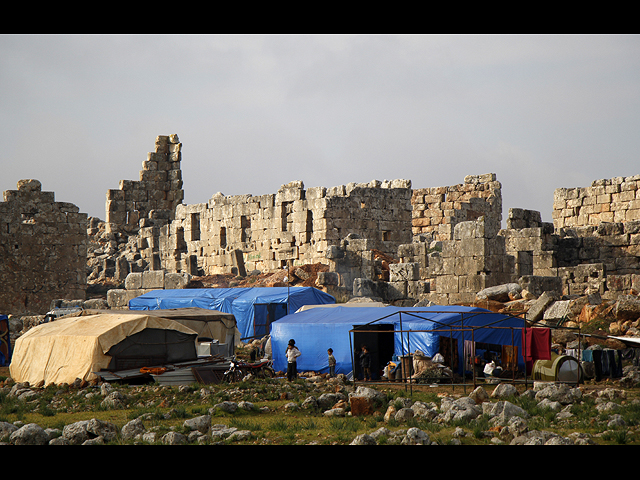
359, 345, 371, 381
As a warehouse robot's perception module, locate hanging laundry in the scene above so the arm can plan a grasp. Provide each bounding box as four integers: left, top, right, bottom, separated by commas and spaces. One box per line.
522, 327, 551, 372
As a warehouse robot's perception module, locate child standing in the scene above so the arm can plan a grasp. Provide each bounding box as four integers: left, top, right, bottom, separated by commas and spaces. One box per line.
359, 345, 371, 381
286, 339, 301, 381
327, 348, 336, 377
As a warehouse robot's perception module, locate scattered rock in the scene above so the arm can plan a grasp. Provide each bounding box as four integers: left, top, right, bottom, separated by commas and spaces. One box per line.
9, 423, 49, 445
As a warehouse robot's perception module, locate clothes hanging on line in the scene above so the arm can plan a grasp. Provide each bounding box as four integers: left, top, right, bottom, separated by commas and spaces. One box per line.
522, 327, 551, 371
464, 340, 475, 372
589, 349, 623, 381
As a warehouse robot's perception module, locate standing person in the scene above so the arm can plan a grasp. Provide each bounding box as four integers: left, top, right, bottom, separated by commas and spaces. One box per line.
359, 345, 371, 381
327, 348, 336, 377
286, 339, 301, 381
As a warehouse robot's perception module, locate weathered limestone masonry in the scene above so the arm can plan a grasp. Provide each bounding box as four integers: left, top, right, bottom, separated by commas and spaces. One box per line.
157, 179, 413, 282
552, 175, 640, 228
392, 174, 640, 306
372, 174, 508, 305
105, 134, 184, 269
0, 180, 87, 314
394, 215, 514, 306
106, 270, 191, 309
551, 175, 640, 300
411, 173, 502, 241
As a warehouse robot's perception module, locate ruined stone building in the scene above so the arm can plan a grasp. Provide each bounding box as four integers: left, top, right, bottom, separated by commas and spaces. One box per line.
397, 174, 640, 306
158, 179, 413, 277
3, 133, 640, 315
0, 180, 87, 314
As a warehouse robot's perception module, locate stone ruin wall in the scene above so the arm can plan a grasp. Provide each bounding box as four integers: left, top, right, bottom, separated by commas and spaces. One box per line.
410, 173, 503, 241
103, 134, 184, 272
157, 179, 414, 278
95, 136, 640, 309
0, 180, 87, 314
394, 174, 640, 306
552, 175, 640, 228
105, 134, 184, 235
550, 175, 640, 300
85, 135, 186, 287
4, 131, 640, 315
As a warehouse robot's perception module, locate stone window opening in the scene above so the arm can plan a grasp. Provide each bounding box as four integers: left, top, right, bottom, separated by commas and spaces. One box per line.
190, 213, 200, 241
21, 209, 37, 224
241, 216, 251, 243
220, 226, 227, 249
176, 227, 187, 252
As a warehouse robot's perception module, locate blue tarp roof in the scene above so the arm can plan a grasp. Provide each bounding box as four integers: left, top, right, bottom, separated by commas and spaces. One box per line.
269, 305, 527, 375
128, 287, 336, 340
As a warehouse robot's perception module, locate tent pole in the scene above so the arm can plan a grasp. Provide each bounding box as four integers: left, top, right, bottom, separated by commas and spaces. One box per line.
349, 330, 355, 386
523, 318, 528, 391
471, 326, 475, 393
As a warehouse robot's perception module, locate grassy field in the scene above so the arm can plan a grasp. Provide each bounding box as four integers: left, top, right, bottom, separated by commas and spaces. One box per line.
2, 364, 640, 445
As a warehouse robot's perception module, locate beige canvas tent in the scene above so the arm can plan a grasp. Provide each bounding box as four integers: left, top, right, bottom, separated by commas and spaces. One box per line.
9, 312, 199, 386
73, 307, 239, 356
75, 307, 237, 342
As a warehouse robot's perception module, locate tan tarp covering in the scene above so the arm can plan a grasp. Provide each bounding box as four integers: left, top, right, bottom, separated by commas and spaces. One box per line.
71, 308, 237, 344
9, 313, 198, 386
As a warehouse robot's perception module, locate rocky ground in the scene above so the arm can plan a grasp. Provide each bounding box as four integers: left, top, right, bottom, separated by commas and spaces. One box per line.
1, 360, 640, 445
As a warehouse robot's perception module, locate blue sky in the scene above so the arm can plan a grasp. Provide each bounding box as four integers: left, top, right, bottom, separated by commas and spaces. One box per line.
2, 34, 639, 224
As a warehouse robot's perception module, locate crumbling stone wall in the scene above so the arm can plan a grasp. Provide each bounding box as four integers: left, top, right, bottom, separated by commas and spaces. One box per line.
391, 178, 640, 306
411, 173, 502, 241
552, 175, 640, 228
501, 208, 556, 277
393, 216, 514, 305
85, 133, 640, 309
105, 134, 184, 235
86, 135, 185, 285
0, 180, 87, 314
158, 179, 413, 280
549, 175, 640, 299
106, 270, 191, 309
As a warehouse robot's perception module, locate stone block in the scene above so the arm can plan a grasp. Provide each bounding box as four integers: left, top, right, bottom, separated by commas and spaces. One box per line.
353, 278, 375, 297
436, 275, 459, 294
317, 271, 340, 286
165, 273, 190, 289
141, 270, 165, 289
389, 262, 420, 282
407, 280, 430, 298
387, 281, 407, 300
519, 276, 563, 297
525, 291, 560, 322
543, 300, 571, 322
106, 289, 141, 308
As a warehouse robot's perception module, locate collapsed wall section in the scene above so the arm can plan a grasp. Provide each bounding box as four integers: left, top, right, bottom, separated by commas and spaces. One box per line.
159, 179, 413, 278
105, 134, 184, 234
0, 180, 87, 314
552, 175, 640, 229
551, 175, 640, 299
411, 173, 502, 241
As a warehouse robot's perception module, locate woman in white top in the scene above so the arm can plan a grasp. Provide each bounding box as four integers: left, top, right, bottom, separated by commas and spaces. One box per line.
286, 339, 301, 381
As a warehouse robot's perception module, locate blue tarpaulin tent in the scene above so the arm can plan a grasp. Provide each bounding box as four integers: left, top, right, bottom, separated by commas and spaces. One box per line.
269, 305, 527, 377
129, 287, 336, 341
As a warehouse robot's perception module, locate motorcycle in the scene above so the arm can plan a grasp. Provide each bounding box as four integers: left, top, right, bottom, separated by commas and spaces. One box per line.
223, 357, 276, 382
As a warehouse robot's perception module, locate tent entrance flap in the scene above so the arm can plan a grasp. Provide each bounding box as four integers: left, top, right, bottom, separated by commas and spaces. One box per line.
437, 336, 459, 373
105, 328, 198, 371
353, 324, 394, 381
253, 303, 287, 338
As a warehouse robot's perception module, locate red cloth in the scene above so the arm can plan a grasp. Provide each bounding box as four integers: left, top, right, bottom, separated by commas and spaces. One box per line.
522, 327, 551, 370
